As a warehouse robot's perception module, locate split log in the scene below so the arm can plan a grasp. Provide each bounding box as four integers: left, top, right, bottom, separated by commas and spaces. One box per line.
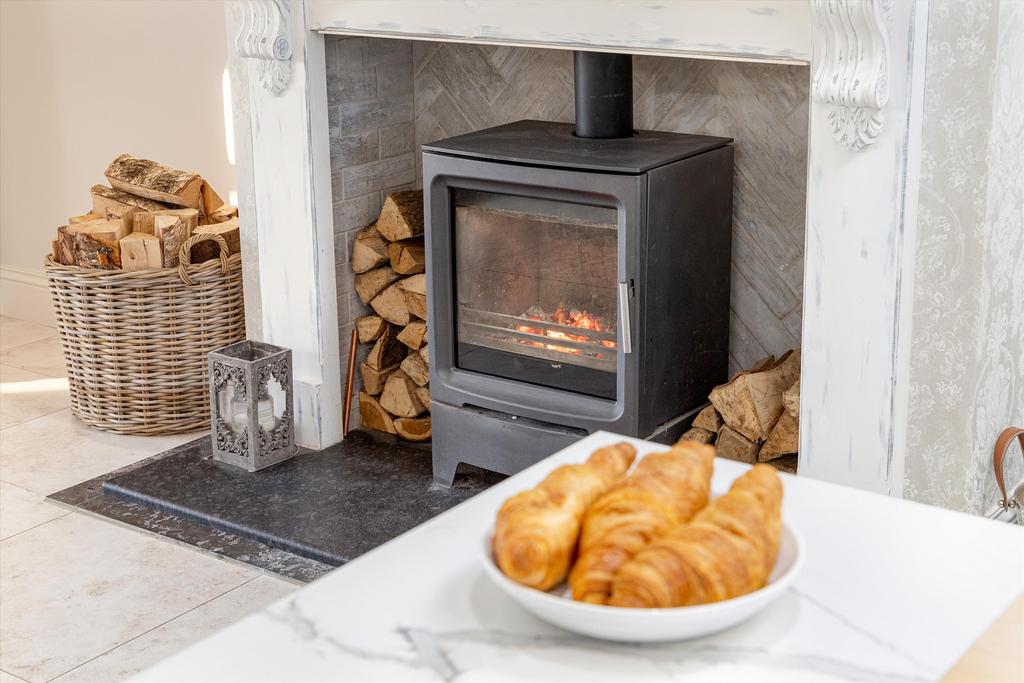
415, 385, 430, 411
770, 455, 798, 474
394, 417, 431, 442
365, 325, 405, 371
709, 349, 801, 442
399, 273, 428, 320
760, 411, 798, 462
419, 344, 429, 365
133, 208, 199, 236
119, 232, 163, 271
359, 391, 396, 434
92, 184, 171, 225
356, 315, 388, 344
716, 426, 760, 464
360, 361, 397, 396
400, 352, 429, 387
354, 266, 400, 305
397, 319, 427, 350
152, 214, 193, 268
105, 154, 204, 209
206, 204, 238, 225
678, 427, 716, 444
69, 211, 105, 224
692, 404, 724, 433
68, 219, 129, 269
375, 191, 424, 242
54, 227, 77, 266
379, 369, 426, 418
351, 225, 389, 274
191, 218, 241, 262
200, 182, 226, 217
782, 379, 800, 418
388, 238, 425, 275
370, 282, 411, 326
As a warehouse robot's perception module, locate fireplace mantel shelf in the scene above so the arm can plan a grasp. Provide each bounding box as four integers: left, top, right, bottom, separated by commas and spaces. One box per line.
137, 433, 1022, 682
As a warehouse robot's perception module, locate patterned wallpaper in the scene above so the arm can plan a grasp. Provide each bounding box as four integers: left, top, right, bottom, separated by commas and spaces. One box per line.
903, 0, 1024, 514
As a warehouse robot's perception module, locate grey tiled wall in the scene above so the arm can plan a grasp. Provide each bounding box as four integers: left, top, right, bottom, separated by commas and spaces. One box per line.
326, 36, 809, 421
325, 36, 417, 409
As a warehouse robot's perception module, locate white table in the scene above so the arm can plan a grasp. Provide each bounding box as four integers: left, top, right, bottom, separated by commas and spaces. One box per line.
137, 432, 1024, 682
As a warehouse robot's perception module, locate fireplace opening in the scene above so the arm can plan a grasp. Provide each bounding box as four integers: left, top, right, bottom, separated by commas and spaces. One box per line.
325, 36, 808, 482
454, 189, 618, 399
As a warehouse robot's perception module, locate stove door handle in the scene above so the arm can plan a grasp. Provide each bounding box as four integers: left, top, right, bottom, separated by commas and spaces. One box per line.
618, 281, 632, 354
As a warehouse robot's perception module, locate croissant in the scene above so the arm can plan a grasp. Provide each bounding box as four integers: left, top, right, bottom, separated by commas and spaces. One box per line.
608, 463, 783, 608
493, 442, 636, 590
568, 440, 715, 604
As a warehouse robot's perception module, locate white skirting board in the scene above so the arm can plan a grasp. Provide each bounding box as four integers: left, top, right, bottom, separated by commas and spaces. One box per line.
0, 265, 56, 327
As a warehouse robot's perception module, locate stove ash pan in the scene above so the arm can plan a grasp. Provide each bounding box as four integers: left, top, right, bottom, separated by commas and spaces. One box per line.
423, 120, 734, 486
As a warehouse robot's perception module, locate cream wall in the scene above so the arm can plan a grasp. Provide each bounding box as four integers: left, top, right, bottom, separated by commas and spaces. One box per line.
0, 0, 235, 325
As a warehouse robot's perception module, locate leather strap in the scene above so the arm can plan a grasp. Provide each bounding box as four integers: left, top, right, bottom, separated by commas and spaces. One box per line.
994, 427, 1024, 509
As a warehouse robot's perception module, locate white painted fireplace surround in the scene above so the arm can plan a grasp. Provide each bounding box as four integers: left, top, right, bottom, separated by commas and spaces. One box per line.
225, 0, 929, 497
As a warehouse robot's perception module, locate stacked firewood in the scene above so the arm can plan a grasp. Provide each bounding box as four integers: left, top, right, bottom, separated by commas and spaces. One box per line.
49, 154, 238, 270
352, 191, 431, 442
680, 350, 800, 473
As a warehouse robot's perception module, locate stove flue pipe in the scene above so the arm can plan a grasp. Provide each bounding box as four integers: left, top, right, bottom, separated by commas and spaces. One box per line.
573, 51, 634, 139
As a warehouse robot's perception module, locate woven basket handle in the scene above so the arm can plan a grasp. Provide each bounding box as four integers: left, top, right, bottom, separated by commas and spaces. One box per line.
177, 233, 232, 286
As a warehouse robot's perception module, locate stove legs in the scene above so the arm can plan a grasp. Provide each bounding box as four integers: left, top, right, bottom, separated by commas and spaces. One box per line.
430, 399, 586, 487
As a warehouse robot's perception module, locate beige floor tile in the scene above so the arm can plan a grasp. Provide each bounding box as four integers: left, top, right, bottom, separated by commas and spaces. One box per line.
0, 513, 257, 682
0, 482, 68, 540
0, 318, 55, 353
0, 670, 30, 682
0, 409, 203, 495
0, 336, 66, 378
0, 365, 70, 430
54, 576, 296, 683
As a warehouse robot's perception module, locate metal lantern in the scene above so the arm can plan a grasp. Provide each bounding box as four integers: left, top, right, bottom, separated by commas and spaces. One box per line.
209, 340, 296, 471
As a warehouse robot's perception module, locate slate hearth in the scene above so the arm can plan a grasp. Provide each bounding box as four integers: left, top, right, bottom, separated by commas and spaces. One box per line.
50, 431, 502, 581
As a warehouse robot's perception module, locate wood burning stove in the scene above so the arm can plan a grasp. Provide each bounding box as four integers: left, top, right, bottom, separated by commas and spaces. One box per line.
424, 54, 734, 485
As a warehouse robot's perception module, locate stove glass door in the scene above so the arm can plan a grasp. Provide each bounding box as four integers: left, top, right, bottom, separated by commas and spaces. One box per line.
453, 189, 618, 400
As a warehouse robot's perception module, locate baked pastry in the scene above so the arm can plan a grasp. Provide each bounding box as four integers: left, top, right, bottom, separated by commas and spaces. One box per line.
568, 440, 715, 604
492, 442, 636, 590
608, 464, 783, 608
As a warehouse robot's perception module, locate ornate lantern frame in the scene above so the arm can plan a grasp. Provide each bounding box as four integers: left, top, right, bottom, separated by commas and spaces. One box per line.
209, 340, 297, 472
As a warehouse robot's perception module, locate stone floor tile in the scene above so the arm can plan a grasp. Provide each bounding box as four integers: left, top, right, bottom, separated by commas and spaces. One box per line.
0, 513, 256, 682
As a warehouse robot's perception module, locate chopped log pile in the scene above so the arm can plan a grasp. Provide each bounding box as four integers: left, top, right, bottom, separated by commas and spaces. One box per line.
680, 350, 801, 473
49, 155, 238, 270
353, 191, 430, 442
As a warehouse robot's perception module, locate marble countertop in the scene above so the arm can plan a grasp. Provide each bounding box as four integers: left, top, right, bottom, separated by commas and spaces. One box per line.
137, 432, 1024, 682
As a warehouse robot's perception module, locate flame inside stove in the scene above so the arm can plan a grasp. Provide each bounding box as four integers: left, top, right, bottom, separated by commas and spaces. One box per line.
514, 306, 617, 359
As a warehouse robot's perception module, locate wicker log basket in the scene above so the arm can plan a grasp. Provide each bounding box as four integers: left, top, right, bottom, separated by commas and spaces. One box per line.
44, 233, 245, 435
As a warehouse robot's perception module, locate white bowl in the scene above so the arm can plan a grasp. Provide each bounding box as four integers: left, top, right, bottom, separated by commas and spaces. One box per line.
481, 522, 804, 642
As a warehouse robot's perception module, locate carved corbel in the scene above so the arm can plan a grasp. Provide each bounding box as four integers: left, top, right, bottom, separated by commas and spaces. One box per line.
233, 0, 292, 96
811, 0, 892, 152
